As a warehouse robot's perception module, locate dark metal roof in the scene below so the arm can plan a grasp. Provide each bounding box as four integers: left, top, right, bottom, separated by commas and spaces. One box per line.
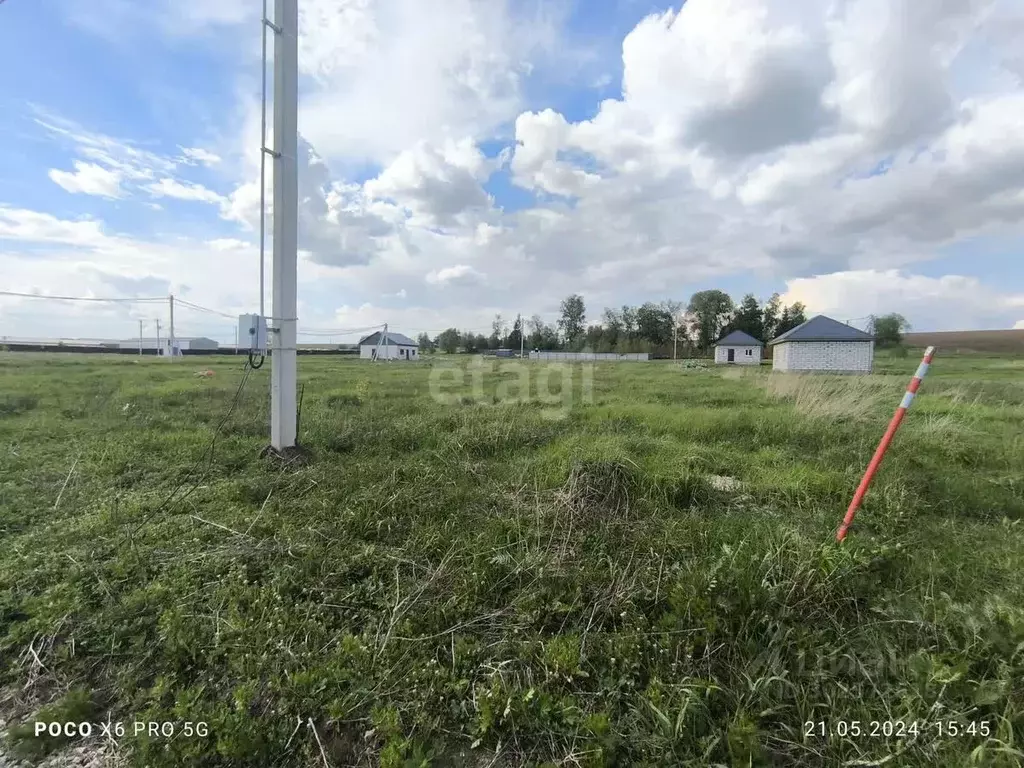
768, 315, 874, 346
358, 330, 418, 347
715, 330, 764, 346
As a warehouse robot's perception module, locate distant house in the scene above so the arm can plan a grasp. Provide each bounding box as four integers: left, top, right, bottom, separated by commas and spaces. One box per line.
714, 330, 764, 365
358, 331, 419, 361
769, 316, 874, 373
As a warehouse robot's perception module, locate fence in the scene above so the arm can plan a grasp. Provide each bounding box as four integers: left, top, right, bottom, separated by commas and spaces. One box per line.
529, 351, 650, 362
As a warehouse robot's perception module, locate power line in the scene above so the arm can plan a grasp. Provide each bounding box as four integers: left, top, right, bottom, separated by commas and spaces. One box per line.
175, 299, 237, 319
0, 291, 165, 303
297, 324, 383, 337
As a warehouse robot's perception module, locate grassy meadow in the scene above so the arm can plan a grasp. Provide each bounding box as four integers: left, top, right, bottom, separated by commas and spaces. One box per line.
1, 351, 1023, 767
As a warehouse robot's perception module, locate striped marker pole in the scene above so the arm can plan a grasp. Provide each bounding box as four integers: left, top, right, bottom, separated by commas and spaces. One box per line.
836, 346, 936, 542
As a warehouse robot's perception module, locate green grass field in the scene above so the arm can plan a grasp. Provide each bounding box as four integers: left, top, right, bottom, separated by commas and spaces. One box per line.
1, 351, 1022, 767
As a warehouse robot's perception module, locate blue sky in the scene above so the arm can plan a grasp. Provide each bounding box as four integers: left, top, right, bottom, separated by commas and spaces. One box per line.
1, 0, 1023, 342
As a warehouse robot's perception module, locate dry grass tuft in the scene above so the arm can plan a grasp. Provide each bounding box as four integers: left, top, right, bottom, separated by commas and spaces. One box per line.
761, 373, 892, 421
556, 459, 638, 521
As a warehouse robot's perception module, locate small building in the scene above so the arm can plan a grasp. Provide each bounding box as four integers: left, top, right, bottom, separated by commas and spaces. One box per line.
358, 331, 419, 361
714, 330, 764, 365
769, 315, 874, 373
117, 337, 218, 354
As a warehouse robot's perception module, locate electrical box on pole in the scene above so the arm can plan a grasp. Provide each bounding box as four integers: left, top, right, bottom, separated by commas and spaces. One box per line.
238, 314, 268, 353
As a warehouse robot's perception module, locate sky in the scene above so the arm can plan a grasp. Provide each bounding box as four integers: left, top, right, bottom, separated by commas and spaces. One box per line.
1, 0, 1023, 343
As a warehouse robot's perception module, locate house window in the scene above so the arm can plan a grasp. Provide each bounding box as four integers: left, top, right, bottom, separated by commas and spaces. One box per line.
745, 349, 753, 357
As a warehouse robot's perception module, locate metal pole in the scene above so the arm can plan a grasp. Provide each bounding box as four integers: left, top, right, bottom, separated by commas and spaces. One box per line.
155, 319, 161, 356
139, 320, 143, 356
519, 313, 524, 359
270, 0, 298, 451
259, 0, 269, 324
374, 322, 388, 361
836, 347, 936, 542
169, 294, 176, 358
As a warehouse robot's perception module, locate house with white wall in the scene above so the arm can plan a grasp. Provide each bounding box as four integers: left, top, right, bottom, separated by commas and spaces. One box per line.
713, 330, 763, 365
358, 331, 419, 360
769, 316, 874, 373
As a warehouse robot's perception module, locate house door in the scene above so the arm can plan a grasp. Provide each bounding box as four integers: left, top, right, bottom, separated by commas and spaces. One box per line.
727, 348, 735, 362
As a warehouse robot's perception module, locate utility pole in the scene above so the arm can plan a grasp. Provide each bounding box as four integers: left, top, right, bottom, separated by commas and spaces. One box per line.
673, 323, 678, 360
139, 320, 144, 356
155, 319, 161, 356
269, 0, 298, 451
374, 323, 388, 361
168, 294, 176, 358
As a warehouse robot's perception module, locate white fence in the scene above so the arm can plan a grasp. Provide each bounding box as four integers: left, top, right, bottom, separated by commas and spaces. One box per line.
529, 351, 650, 361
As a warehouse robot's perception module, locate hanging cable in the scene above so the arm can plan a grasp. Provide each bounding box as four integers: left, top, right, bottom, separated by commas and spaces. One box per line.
250, 0, 272, 374
259, 0, 270, 328
126, 358, 256, 539
175, 299, 238, 319
296, 324, 385, 337
0, 291, 165, 303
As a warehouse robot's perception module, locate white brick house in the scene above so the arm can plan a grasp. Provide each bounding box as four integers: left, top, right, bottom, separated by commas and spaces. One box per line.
769, 316, 875, 373
358, 331, 419, 360
714, 330, 763, 365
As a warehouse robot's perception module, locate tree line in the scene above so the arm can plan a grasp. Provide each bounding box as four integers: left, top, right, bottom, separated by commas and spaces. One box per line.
419, 292, 908, 355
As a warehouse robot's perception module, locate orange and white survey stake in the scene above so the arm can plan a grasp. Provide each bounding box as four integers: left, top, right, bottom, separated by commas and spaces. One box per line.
836, 346, 936, 542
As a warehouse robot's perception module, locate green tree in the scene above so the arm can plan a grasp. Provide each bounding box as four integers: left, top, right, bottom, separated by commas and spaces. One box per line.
558, 294, 586, 347
730, 294, 764, 340
416, 332, 433, 353
602, 308, 623, 349
871, 313, 910, 347
584, 324, 608, 351
776, 302, 808, 336
490, 314, 506, 349
687, 289, 735, 351
762, 293, 782, 340
527, 315, 560, 350
620, 305, 637, 341
437, 328, 461, 354
636, 302, 674, 345
789, 302, 807, 328
508, 315, 523, 352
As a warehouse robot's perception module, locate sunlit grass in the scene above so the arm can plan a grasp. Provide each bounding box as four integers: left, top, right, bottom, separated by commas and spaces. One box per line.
0, 351, 1022, 766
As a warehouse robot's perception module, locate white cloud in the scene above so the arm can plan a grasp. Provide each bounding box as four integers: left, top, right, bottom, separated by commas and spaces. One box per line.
36, 115, 176, 182
220, 139, 396, 266
0, 207, 107, 246
364, 138, 494, 226
783, 270, 1024, 331
16, 0, 1024, 338
146, 178, 225, 204
295, 0, 561, 164
426, 264, 485, 286
0, 208, 269, 342
48, 161, 124, 198
208, 238, 250, 251
179, 147, 222, 166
